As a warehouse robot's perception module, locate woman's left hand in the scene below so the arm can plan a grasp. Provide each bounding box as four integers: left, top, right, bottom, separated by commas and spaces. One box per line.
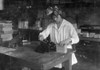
60, 38, 72, 46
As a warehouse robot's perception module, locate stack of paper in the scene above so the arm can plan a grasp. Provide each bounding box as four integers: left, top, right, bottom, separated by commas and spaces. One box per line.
0, 21, 13, 42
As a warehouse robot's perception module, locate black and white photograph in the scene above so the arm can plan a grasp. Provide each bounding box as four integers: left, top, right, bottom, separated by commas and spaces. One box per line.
0, 0, 100, 70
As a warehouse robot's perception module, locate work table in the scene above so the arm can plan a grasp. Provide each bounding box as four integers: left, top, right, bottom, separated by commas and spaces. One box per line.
0, 42, 73, 70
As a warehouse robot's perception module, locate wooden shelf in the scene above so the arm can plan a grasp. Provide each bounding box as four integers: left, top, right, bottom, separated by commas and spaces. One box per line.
80, 36, 100, 42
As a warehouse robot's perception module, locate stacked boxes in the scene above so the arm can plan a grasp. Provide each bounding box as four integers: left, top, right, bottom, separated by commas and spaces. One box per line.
18, 21, 28, 29
0, 21, 13, 43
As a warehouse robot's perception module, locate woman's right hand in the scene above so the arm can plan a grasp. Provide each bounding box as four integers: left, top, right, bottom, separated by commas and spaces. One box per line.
56, 43, 64, 47
39, 35, 44, 41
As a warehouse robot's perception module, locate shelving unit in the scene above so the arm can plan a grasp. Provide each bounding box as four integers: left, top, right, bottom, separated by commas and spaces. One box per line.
76, 25, 100, 63
80, 36, 100, 42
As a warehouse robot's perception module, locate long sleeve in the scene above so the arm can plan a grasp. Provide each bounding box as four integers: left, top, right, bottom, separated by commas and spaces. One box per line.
70, 24, 79, 44
39, 24, 52, 39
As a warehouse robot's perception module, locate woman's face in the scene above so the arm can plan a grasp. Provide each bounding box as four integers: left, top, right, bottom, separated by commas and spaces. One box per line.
53, 15, 60, 23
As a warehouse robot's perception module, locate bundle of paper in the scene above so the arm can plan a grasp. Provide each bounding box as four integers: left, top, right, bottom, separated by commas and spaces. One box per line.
56, 44, 67, 53
0, 22, 13, 42
0, 46, 16, 53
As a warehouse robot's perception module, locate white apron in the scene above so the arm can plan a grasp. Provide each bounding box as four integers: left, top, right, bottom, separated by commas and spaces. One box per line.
55, 45, 77, 68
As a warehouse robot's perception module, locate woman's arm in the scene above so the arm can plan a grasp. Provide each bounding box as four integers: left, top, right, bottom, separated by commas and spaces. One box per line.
70, 24, 79, 44
59, 24, 79, 46
39, 24, 52, 41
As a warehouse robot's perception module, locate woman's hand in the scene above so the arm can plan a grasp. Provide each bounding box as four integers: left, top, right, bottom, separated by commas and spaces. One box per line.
56, 43, 64, 47
39, 35, 44, 41
59, 38, 72, 46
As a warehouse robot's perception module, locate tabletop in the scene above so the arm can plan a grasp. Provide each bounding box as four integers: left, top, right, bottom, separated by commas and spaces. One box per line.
0, 42, 73, 70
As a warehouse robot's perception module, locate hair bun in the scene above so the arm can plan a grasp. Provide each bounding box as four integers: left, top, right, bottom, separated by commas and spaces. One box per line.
46, 5, 63, 16
53, 5, 62, 16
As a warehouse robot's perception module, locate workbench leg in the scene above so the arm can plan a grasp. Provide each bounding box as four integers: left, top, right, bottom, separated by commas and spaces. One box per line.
63, 54, 72, 70
69, 54, 72, 70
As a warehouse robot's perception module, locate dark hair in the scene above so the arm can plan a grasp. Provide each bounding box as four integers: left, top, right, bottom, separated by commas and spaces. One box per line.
46, 5, 65, 19
50, 10, 63, 20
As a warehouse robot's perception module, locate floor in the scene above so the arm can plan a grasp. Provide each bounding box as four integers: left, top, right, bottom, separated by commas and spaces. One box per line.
72, 55, 100, 70
72, 61, 100, 70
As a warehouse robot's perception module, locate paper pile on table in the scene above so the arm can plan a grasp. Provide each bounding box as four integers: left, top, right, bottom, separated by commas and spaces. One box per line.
0, 21, 13, 42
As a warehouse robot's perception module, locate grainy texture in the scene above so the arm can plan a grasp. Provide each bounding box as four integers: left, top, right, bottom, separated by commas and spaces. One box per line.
0, 46, 73, 70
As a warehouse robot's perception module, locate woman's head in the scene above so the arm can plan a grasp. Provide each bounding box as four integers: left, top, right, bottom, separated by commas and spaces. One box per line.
52, 13, 61, 23
46, 5, 64, 23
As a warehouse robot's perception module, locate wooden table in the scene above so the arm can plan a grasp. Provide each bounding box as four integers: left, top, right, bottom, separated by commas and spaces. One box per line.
0, 46, 73, 70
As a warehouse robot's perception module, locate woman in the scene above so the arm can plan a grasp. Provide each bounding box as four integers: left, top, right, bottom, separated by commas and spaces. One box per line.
39, 6, 79, 69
